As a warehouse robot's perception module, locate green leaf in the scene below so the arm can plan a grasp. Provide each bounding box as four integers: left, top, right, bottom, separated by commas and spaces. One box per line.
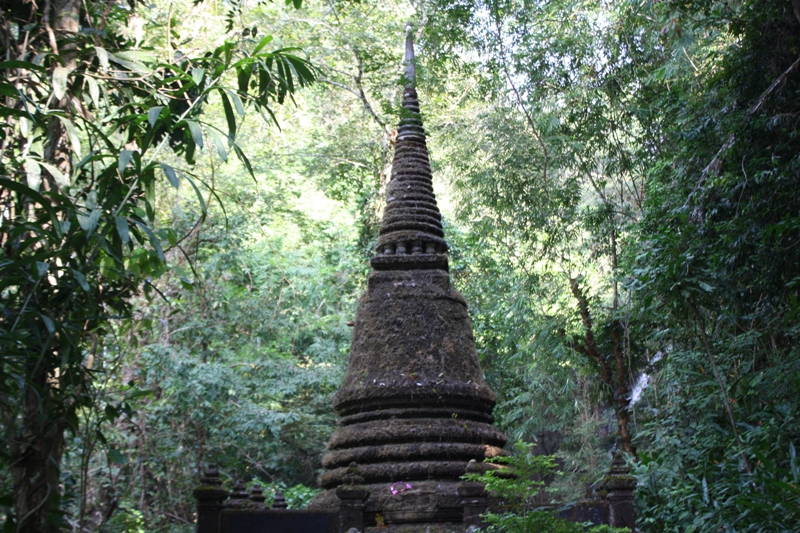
71, 269, 90, 291
115, 216, 130, 244
56, 116, 82, 158
94, 46, 109, 70
0, 178, 61, 238
36, 261, 50, 278
108, 448, 127, 465
108, 50, 155, 74
41, 315, 56, 334
24, 159, 41, 191
182, 174, 207, 217
160, 163, 179, 188
224, 88, 245, 117
18, 115, 31, 137
232, 143, 254, 178
52, 67, 69, 100
133, 220, 165, 263
113, 50, 157, 63
0, 60, 46, 72
219, 89, 237, 141
185, 120, 204, 149
78, 208, 102, 234
0, 81, 18, 98
38, 161, 70, 189
253, 35, 274, 55
237, 63, 252, 95
118, 150, 134, 173
191, 67, 205, 86
145, 178, 155, 223
85, 75, 100, 108
148, 106, 165, 128
698, 281, 714, 293
207, 128, 228, 162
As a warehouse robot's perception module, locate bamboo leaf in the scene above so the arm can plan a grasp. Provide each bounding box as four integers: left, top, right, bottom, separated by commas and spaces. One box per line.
218, 89, 236, 141
38, 161, 70, 189
94, 46, 109, 70
85, 75, 100, 108
118, 150, 134, 173
71, 269, 90, 291
191, 67, 205, 86
184, 120, 204, 149
253, 35, 274, 55
78, 208, 102, 234
133, 220, 165, 263
56, 116, 82, 158
160, 163, 180, 188
52, 67, 69, 100
115, 216, 130, 245
24, 159, 41, 191
182, 174, 207, 217
148, 106, 165, 128
207, 128, 228, 162
224, 88, 245, 117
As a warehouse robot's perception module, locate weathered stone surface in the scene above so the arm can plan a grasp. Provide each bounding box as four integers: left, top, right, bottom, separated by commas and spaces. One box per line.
309, 26, 506, 530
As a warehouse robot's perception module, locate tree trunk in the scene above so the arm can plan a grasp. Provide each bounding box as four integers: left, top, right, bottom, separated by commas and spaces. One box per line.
8, 1, 80, 530
569, 278, 637, 458
10, 374, 67, 533
611, 325, 636, 456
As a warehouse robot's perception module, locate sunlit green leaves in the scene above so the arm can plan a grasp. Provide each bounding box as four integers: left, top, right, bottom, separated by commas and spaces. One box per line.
1, 1, 318, 528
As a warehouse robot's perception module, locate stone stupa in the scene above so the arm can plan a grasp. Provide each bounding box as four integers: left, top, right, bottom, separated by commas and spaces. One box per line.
308, 25, 507, 532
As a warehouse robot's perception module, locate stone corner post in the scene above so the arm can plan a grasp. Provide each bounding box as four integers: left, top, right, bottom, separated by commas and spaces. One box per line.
335, 463, 369, 533
601, 452, 637, 530
458, 460, 489, 531
194, 464, 228, 533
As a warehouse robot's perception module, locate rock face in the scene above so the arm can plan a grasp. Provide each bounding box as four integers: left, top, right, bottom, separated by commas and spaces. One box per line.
308, 27, 506, 532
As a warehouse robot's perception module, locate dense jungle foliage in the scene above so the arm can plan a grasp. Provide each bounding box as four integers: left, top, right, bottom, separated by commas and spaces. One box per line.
1, 0, 799, 531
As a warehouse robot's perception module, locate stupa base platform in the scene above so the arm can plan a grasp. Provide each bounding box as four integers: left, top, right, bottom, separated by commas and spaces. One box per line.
309, 479, 467, 531
361, 523, 465, 533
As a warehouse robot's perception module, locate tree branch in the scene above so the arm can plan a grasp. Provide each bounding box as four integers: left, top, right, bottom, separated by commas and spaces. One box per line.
491, 6, 548, 187
691, 53, 800, 199
692, 299, 752, 474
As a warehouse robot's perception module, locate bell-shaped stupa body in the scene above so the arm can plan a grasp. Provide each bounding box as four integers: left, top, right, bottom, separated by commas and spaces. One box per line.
309, 27, 506, 532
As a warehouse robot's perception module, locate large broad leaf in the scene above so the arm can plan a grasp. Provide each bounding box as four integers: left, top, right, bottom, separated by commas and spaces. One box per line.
0, 60, 46, 72
115, 216, 130, 245
85, 75, 101, 108
56, 116, 82, 158
252, 35, 274, 55
207, 128, 228, 162
52, 67, 69, 100
218, 89, 237, 141
118, 150, 135, 173
38, 161, 70, 189
147, 106, 165, 128
0, 178, 62, 238
133, 220, 165, 263
184, 120, 204, 149
77, 208, 103, 234
160, 163, 180, 188
24, 159, 41, 191
191, 68, 205, 86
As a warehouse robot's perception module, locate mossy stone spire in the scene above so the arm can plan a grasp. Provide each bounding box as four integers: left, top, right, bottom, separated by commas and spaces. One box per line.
371, 23, 449, 273
309, 27, 506, 532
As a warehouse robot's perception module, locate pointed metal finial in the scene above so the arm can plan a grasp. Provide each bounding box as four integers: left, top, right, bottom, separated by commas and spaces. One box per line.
403, 22, 415, 86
